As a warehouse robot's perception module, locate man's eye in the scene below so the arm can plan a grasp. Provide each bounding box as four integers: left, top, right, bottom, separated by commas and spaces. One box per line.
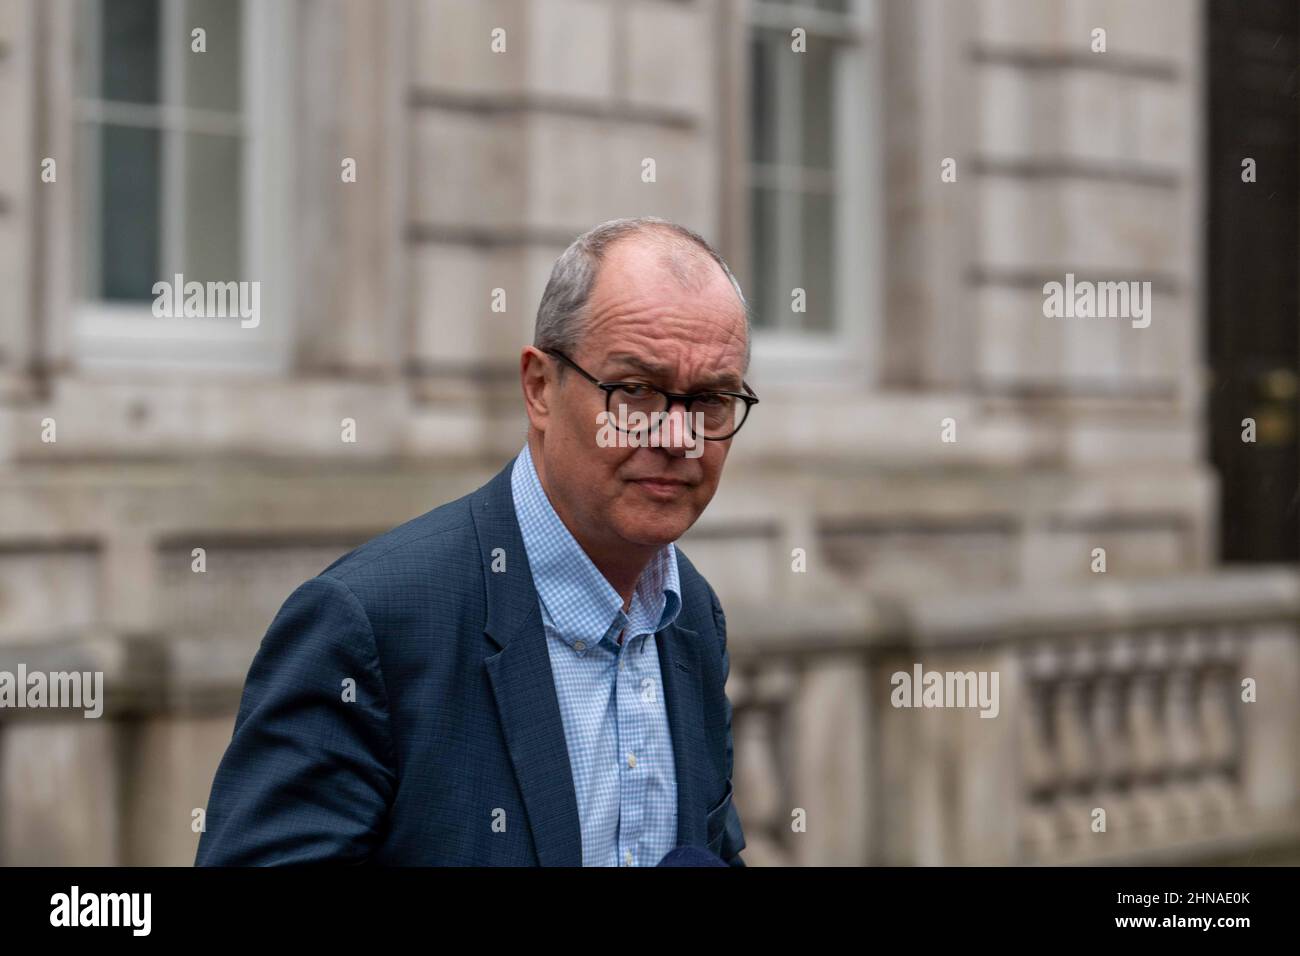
696, 394, 728, 407
618, 384, 654, 397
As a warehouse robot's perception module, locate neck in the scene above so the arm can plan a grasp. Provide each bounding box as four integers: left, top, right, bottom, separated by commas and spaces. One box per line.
595, 553, 649, 611
527, 434, 654, 608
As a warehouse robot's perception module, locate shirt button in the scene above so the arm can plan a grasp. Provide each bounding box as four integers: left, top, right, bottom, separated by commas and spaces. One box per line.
627, 753, 637, 769
573, 640, 586, 652
624, 850, 633, 866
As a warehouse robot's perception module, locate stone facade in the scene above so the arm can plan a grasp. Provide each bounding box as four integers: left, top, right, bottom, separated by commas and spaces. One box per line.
0, 0, 1294, 865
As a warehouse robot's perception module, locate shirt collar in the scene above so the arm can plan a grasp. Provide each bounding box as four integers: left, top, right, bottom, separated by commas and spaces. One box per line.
511, 444, 681, 651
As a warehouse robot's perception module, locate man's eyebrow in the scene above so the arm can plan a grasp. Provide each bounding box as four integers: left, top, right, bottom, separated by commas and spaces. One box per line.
604, 353, 743, 390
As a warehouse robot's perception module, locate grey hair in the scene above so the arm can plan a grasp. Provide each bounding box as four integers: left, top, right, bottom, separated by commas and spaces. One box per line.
533, 217, 751, 371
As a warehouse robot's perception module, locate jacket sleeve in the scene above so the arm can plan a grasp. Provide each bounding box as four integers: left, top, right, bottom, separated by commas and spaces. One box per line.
195, 574, 397, 865
709, 583, 747, 867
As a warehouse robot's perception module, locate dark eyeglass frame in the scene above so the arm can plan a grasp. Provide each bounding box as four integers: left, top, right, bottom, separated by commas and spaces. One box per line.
542, 348, 760, 441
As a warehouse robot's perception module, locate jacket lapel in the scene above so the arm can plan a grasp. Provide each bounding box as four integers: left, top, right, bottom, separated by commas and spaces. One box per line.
657, 620, 710, 848
472, 458, 583, 867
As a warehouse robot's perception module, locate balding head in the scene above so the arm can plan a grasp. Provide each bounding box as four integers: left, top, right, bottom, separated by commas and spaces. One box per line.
533, 217, 750, 372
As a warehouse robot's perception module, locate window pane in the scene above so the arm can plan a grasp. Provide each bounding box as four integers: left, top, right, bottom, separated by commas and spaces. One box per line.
183, 0, 242, 111
99, 0, 161, 104
749, 33, 779, 166
76, 123, 97, 294
800, 190, 834, 333
184, 132, 243, 284
99, 124, 161, 300
749, 184, 783, 330
801, 42, 834, 169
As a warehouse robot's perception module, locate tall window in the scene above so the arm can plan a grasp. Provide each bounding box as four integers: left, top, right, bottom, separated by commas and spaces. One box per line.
71, 0, 290, 368
745, 0, 875, 361
77, 0, 244, 303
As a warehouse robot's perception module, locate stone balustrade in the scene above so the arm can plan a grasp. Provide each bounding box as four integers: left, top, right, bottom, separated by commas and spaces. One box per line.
724, 568, 1300, 865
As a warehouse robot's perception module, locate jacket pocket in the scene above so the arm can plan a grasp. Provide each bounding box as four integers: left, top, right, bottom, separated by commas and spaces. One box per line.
704, 778, 734, 853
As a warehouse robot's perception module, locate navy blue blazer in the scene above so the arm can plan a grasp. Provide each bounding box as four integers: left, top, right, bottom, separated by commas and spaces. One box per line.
195, 455, 746, 866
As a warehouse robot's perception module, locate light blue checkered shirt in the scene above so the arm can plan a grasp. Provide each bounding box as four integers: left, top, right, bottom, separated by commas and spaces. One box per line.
511, 444, 681, 867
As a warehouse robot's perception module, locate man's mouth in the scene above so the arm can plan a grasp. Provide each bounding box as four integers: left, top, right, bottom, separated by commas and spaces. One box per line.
629, 477, 690, 499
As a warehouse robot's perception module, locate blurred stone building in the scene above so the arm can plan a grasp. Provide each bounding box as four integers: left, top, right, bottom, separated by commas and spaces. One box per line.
0, 0, 1296, 865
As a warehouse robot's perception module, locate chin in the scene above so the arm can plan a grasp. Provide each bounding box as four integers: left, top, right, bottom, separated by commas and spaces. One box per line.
611, 508, 695, 548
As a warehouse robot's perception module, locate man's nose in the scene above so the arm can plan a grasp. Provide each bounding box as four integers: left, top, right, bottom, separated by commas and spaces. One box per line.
656, 400, 701, 458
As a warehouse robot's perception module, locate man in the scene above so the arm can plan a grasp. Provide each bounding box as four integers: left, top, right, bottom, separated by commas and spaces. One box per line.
196, 217, 754, 866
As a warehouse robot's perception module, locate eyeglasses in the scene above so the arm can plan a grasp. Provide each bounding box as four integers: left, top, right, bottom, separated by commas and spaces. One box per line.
543, 348, 759, 441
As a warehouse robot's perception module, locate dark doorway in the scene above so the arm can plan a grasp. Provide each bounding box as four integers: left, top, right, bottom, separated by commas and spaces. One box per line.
1207, 0, 1300, 562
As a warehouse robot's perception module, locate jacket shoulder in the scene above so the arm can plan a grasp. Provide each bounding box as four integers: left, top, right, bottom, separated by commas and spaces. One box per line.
317, 487, 480, 594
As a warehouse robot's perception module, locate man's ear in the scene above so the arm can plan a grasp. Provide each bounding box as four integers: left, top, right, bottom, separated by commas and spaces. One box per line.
520, 347, 552, 433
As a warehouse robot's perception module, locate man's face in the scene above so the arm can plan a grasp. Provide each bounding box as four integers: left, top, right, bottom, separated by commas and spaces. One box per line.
526, 238, 749, 560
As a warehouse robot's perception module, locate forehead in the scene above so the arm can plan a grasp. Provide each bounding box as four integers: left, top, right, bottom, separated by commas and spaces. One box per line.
578, 237, 748, 381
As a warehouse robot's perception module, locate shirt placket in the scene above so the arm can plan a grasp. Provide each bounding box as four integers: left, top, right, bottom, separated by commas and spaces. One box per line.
613, 613, 649, 866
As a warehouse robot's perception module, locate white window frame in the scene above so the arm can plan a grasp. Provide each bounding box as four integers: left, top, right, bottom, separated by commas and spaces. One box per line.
71, 0, 294, 372
741, 0, 881, 388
